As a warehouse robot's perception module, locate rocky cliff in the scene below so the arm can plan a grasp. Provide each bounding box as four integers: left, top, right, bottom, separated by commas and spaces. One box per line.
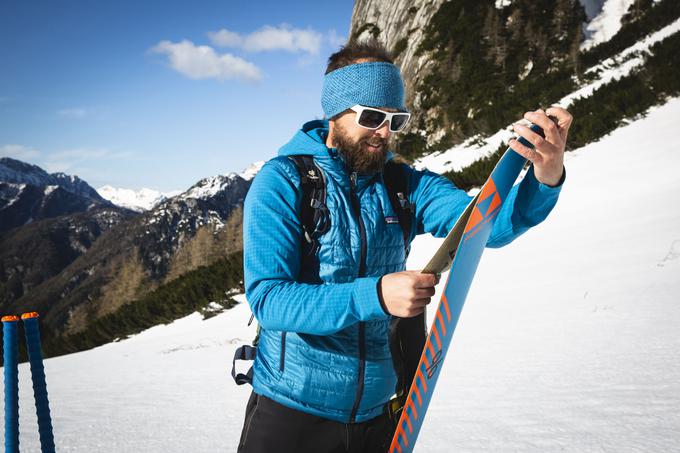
350, 0, 586, 158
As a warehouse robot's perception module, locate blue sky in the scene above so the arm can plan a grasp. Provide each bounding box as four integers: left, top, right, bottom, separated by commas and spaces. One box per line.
0, 1, 353, 192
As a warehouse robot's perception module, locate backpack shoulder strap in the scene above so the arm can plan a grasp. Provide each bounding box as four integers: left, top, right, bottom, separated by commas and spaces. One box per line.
231, 155, 329, 388
288, 155, 330, 256
383, 159, 414, 254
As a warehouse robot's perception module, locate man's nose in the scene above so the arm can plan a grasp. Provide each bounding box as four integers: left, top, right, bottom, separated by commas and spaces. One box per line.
374, 120, 391, 139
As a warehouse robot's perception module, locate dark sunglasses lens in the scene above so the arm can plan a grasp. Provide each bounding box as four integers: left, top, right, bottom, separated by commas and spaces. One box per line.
358, 109, 387, 128
390, 114, 410, 131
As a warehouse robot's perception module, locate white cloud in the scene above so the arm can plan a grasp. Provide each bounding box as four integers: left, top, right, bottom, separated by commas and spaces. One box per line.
208, 24, 323, 55
43, 148, 135, 174
0, 144, 41, 161
206, 29, 242, 48
57, 108, 88, 118
151, 40, 262, 82
50, 148, 133, 160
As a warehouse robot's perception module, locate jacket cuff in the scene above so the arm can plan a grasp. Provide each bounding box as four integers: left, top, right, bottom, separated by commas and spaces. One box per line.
534, 165, 566, 192
352, 276, 390, 321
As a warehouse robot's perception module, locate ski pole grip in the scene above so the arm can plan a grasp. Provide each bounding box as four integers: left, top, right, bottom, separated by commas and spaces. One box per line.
3, 315, 20, 453
22, 312, 56, 453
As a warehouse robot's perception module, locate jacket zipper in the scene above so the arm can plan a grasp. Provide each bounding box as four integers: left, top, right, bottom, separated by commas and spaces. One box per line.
280, 332, 287, 372
349, 171, 367, 423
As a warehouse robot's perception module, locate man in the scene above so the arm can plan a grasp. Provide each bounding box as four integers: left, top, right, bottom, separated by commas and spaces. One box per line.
238, 40, 571, 452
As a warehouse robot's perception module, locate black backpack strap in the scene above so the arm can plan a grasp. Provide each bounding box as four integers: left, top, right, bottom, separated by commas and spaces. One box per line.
231, 156, 329, 388
288, 155, 330, 256
383, 160, 414, 256
231, 344, 257, 385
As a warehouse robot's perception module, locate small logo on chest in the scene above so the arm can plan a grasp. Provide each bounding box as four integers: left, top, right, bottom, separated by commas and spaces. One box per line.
385, 216, 399, 224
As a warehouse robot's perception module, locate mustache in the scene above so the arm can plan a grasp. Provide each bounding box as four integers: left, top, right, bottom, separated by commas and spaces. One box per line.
362, 137, 387, 147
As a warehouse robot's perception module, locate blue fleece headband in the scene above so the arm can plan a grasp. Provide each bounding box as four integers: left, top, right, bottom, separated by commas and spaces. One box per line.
321, 62, 407, 118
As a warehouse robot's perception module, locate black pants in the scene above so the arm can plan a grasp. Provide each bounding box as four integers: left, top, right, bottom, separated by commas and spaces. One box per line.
237, 392, 393, 453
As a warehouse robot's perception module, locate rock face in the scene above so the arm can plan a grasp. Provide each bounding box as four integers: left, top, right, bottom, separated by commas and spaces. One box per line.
350, 1, 588, 158
351, 0, 445, 109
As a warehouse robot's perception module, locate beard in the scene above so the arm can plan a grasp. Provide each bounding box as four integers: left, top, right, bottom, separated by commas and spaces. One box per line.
332, 123, 389, 175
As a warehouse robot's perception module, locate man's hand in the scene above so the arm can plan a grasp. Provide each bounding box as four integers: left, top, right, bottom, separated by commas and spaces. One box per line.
379, 270, 439, 318
509, 106, 573, 187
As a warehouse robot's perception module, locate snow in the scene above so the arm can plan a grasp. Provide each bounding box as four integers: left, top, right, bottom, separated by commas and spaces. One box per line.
97, 185, 181, 212
0, 183, 25, 208
3, 97, 679, 452
239, 161, 264, 181
179, 174, 241, 201
581, 0, 636, 50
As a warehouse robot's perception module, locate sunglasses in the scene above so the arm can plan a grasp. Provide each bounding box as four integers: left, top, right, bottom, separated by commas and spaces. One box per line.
350, 105, 411, 132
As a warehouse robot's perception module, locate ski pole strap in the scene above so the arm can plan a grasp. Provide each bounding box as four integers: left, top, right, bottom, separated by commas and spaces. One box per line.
232, 345, 257, 385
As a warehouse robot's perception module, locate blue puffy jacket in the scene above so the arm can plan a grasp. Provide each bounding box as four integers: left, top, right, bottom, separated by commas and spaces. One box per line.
243, 120, 562, 423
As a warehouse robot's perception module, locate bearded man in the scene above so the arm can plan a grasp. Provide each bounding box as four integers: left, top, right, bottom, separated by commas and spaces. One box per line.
237, 40, 571, 453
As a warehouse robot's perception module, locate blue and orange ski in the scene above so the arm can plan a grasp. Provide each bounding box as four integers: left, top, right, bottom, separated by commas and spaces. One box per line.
389, 124, 545, 453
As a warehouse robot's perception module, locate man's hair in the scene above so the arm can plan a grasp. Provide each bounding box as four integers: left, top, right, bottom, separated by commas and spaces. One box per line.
325, 39, 394, 74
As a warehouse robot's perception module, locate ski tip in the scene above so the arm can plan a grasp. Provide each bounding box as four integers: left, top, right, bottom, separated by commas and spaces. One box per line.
1, 315, 20, 322
20, 312, 40, 320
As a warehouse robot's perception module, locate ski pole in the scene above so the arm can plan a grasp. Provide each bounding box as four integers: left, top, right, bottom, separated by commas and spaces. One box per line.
2, 315, 20, 453
21, 312, 56, 453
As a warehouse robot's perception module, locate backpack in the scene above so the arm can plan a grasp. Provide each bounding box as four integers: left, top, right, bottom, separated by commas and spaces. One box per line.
232, 156, 426, 420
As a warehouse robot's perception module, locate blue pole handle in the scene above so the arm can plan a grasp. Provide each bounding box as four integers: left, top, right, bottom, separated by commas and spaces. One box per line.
22, 313, 56, 453
3, 315, 20, 453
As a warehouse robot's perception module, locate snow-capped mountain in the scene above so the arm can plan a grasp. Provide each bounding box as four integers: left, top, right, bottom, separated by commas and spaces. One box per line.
97, 185, 181, 212
239, 161, 265, 181
0, 157, 106, 202
0, 158, 117, 233
6, 169, 251, 339
96, 161, 263, 212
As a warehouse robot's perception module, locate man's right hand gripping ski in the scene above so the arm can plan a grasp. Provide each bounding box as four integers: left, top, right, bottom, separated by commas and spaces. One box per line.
379, 271, 440, 318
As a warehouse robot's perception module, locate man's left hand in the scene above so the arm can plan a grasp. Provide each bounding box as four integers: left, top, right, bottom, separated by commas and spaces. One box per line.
509, 106, 573, 187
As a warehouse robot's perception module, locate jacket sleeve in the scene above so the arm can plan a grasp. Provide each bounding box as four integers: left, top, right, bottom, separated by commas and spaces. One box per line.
410, 164, 564, 247
243, 159, 389, 336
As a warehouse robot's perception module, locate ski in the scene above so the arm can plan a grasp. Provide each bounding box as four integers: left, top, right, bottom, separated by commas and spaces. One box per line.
389, 124, 545, 453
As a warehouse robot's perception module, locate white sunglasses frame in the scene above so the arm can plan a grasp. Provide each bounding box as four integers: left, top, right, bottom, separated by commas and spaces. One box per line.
349, 105, 411, 132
